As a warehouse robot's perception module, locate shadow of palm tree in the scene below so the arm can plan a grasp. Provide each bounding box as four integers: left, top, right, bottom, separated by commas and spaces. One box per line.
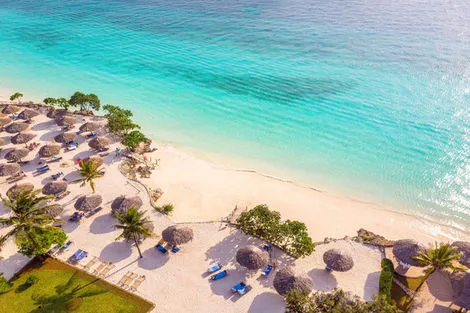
30, 271, 107, 313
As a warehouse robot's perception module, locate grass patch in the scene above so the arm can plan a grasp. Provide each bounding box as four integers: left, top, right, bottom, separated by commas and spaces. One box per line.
391, 282, 413, 312
0, 257, 154, 313
393, 273, 427, 291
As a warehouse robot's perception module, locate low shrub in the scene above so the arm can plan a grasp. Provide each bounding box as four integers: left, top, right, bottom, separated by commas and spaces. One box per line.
379, 258, 394, 300
25, 275, 39, 287
0, 273, 12, 293
155, 203, 174, 215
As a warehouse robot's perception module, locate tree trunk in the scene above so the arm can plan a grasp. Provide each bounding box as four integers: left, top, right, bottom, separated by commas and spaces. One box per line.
134, 235, 143, 258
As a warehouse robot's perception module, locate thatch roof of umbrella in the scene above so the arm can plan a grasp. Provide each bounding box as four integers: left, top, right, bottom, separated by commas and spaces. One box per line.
18, 109, 39, 120
392, 239, 427, 267
452, 241, 470, 267
47, 109, 68, 119
111, 196, 143, 214
273, 267, 313, 296
0, 138, 5, 146
54, 131, 77, 143
454, 272, 470, 310
0, 117, 12, 127
162, 225, 193, 246
450, 271, 469, 297
38, 144, 61, 158
7, 183, 34, 198
5, 122, 29, 133
82, 155, 103, 167
323, 249, 354, 272
55, 116, 76, 127
2, 105, 20, 114
0, 163, 21, 176
5, 148, 29, 162
45, 204, 64, 218
74, 194, 103, 211
42, 181, 68, 195
79, 122, 100, 132
11, 132, 36, 144
88, 136, 110, 150
236, 245, 269, 270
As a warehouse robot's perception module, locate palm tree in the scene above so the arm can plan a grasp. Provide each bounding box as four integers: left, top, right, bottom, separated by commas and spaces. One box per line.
413, 242, 465, 275
0, 190, 62, 255
78, 159, 104, 193
114, 207, 153, 258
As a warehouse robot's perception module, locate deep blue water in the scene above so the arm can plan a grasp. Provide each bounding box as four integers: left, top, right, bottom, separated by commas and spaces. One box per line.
0, 0, 469, 231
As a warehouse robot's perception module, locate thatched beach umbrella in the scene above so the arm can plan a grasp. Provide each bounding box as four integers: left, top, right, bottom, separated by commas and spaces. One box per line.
11, 132, 36, 144
7, 183, 34, 198
42, 181, 68, 196
79, 122, 100, 132
2, 105, 20, 114
47, 109, 68, 119
38, 144, 61, 158
56, 116, 76, 127
83, 155, 103, 167
161, 225, 193, 246
453, 272, 470, 310
5, 122, 29, 134
0, 117, 12, 127
323, 249, 354, 272
450, 271, 469, 297
273, 267, 313, 296
111, 196, 143, 214
18, 109, 39, 120
236, 245, 269, 270
392, 239, 427, 267
0, 163, 21, 176
5, 148, 29, 162
88, 136, 110, 150
54, 132, 77, 143
452, 241, 470, 267
74, 194, 103, 211
45, 204, 64, 218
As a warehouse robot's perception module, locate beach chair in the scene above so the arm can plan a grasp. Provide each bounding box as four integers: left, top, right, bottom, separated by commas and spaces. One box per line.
118, 272, 132, 286
263, 243, 273, 252
99, 264, 115, 277
171, 246, 180, 253
83, 256, 99, 271
130, 275, 146, 291
17, 161, 29, 165
86, 206, 102, 218
65, 145, 77, 152
122, 272, 138, 289
47, 244, 61, 256
86, 132, 97, 138
238, 285, 252, 296
69, 211, 84, 222
210, 270, 227, 281
36, 164, 49, 171
48, 156, 62, 163
51, 172, 64, 180
231, 282, 246, 293
69, 249, 83, 260
207, 264, 222, 273
262, 265, 273, 276
70, 250, 88, 264
56, 191, 71, 200
156, 244, 168, 254
92, 261, 109, 276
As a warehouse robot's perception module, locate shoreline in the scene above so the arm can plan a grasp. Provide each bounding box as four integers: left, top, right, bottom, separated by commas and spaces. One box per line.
0, 90, 468, 242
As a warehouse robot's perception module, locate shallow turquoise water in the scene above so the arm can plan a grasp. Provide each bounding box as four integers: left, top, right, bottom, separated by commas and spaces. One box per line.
0, 0, 469, 230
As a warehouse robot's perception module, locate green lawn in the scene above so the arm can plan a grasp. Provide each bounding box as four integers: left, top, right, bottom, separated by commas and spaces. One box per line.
391, 273, 428, 312
0, 257, 154, 313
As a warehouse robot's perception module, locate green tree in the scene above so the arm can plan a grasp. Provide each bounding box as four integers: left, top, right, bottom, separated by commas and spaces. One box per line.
285, 289, 315, 313
69, 91, 100, 111
413, 242, 465, 275
0, 190, 66, 256
56, 97, 70, 110
103, 104, 140, 135
43, 97, 57, 106
78, 160, 104, 193
122, 130, 147, 149
279, 220, 315, 258
10, 92, 23, 104
378, 258, 394, 301
114, 208, 153, 258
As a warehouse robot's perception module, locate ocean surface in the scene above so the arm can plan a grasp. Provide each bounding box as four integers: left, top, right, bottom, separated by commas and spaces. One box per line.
0, 0, 469, 231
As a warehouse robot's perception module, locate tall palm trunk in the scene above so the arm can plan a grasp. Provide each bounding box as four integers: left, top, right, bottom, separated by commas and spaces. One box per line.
134, 234, 143, 258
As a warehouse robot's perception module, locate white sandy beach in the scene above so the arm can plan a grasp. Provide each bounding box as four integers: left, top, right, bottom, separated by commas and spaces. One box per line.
0, 96, 468, 313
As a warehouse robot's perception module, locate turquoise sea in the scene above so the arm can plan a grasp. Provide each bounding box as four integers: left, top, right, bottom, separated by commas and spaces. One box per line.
0, 0, 469, 231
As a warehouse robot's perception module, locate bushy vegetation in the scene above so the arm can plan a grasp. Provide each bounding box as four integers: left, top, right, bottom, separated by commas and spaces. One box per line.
43, 97, 70, 110
155, 203, 174, 215
122, 131, 148, 149
24, 275, 38, 287
68, 91, 100, 111
285, 288, 403, 313
0, 273, 12, 294
9, 92, 23, 104
236, 204, 314, 258
103, 104, 140, 135
413, 242, 465, 275
379, 258, 394, 301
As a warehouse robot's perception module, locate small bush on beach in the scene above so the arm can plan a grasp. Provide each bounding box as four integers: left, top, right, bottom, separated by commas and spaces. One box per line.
236, 204, 314, 258
379, 258, 394, 301
0, 273, 12, 293
25, 275, 38, 287
155, 203, 174, 215
122, 131, 148, 149
103, 104, 140, 135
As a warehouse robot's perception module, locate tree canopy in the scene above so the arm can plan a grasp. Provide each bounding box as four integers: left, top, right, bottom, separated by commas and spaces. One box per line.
413, 242, 465, 275
78, 159, 104, 193
103, 104, 140, 135
43, 97, 70, 110
237, 204, 314, 258
69, 91, 100, 111
122, 130, 148, 149
10, 92, 23, 104
114, 207, 153, 258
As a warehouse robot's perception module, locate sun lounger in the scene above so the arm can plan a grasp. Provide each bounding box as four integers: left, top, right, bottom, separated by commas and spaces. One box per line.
231, 282, 246, 293
37, 164, 49, 171
156, 244, 167, 254
58, 241, 73, 253
130, 275, 146, 291
263, 243, 273, 251
65, 145, 77, 152
238, 285, 252, 295
118, 272, 132, 286
48, 156, 62, 163
56, 190, 71, 200
208, 264, 222, 273
7, 173, 26, 183
17, 161, 29, 165
122, 272, 138, 289
210, 270, 227, 281
47, 244, 61, 255
69, 250, 88, 263
52, 172, 64, 180
86, 132, 97, 138
171, 246, 180, 253
99, 264, 115, 277
98, 147, 109, 152
92, 261, 109, 276
262, 265, 273, 276
69, 211, 84, 222
86, 206, 102, 218
83, 256, 99, 271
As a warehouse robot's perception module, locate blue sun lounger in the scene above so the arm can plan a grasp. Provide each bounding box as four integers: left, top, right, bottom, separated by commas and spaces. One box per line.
171, 246, 180, 253
156, 244, 167, 254
74, 251, 88, 262
232, 282, 251, 295
210, 270, 227, 281
70, 249, 83, 260
262, 265, 273, 276
59, 241, 72, 252
47, 244, 61, 255
208, 264, 222, 273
